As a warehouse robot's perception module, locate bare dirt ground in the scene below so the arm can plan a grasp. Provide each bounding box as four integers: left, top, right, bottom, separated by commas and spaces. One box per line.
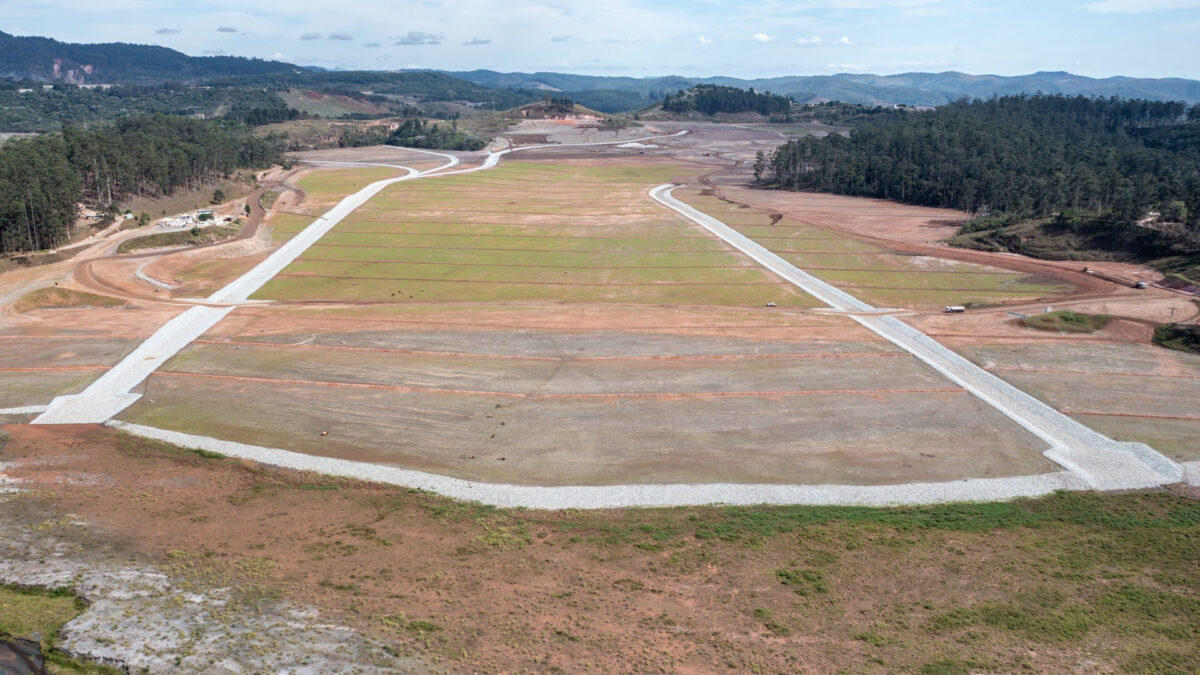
2, 425, 1196, 674
2, 119, 1200, 673
120, 315, 1053, 485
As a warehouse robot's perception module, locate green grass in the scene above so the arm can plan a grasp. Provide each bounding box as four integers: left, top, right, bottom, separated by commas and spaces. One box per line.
255, 161, 820, 307
11, 287, 125, 313
0, 584, 119, 673
677, 190, 1070, 308
0, 584, 83, 643
1153, 323, 1200, 354
116, 225, 239, 253
297, 166, 401, 200
1023, 310, 1113, 333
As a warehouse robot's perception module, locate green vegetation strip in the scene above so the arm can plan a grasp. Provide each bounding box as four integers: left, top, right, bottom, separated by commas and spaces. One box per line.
1153, 323, 1200, 354
117, 225, 239, 253
0, 583, 120, 674
1023, 310, 1113, 333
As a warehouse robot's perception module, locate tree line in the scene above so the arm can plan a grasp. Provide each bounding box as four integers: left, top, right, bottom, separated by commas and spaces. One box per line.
663, 85, 792, 117
757, 95, 1200, 230
385, 118, 486, 151
1, 114, 278, 253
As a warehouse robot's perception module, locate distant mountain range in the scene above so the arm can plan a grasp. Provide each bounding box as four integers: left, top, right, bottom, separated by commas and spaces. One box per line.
446, 70, 1200, 108
3, 29, 1198, 109
0, 30, 296, 84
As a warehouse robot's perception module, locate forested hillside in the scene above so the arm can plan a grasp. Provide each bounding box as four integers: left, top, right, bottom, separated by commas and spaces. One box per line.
0, 115, 277, 253
0, 80, 289, 132
0, 30, 294, 84
662, 85, 792, 117
448, 69, 1200, 109
385, 118, 485, 151
759, 95, 1200, 273
761, 95, 1200, 223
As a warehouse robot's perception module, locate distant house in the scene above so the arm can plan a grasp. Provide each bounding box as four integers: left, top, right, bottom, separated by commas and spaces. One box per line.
17, 88, 32, 94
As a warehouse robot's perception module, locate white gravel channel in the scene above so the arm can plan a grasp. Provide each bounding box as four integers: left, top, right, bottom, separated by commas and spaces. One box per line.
650, 184, 1183, 491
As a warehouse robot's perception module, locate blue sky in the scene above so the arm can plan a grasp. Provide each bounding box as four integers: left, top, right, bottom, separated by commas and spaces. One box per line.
6, 0, 1200, 79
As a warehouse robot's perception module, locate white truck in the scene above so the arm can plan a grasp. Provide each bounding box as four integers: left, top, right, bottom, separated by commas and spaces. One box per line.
943, 305, 966, 313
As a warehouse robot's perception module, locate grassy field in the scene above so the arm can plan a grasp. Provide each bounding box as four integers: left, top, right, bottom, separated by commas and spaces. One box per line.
0, 370, 102, 407
0, 584, 112, 674
1023, 310, 1113, 333
256, 162, 816, 308
11, 287, 125, 313
7, 425, 1197, 673
678, 191, 1071, 309
296, 166, 403, 206
116, 224, 240, 253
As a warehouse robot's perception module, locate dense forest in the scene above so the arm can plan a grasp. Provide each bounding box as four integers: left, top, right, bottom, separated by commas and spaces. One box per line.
209, 71, 540, 110
661, 85, 793, 117
0, 115, 278, 253
385, 118, 486, 151
0, 30, 294, 84
760, 95, 1200, 230
0, 80, 288, 132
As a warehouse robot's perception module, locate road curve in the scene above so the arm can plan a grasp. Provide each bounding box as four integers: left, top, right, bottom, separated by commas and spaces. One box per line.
649, 183, 1182, 491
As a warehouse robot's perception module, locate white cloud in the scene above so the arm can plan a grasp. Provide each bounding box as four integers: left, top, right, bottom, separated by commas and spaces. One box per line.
462, 37, 491, 46
363, 42, 381, 47
155, 27, 180, 34
751, 32, 775, 42
299, 32, 321, 40
393, 31, 442, 45
1082, 0, 1200, 11
836, 35, 852, 45
216, 26, 237, 33
698, 34, 715, 44
550, 35, 572, 42
795, 35, 823, 45
826, 63, 867, 70
327, 31, 353, 41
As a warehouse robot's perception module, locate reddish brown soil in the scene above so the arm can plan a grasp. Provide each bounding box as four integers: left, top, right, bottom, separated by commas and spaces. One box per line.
3, 424, 1182, 673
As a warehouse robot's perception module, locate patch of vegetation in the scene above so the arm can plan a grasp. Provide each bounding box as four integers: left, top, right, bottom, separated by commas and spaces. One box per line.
116, 224, 239, 253
386, 118, 486, 151
774, 568, 829, 595
950, 213, 1200, 274
1023, 310, 1112, 333
662, 85, 792, 118
11, 287, 125, 313
1153, 323, 1200, 354
0, 584, 121, 674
